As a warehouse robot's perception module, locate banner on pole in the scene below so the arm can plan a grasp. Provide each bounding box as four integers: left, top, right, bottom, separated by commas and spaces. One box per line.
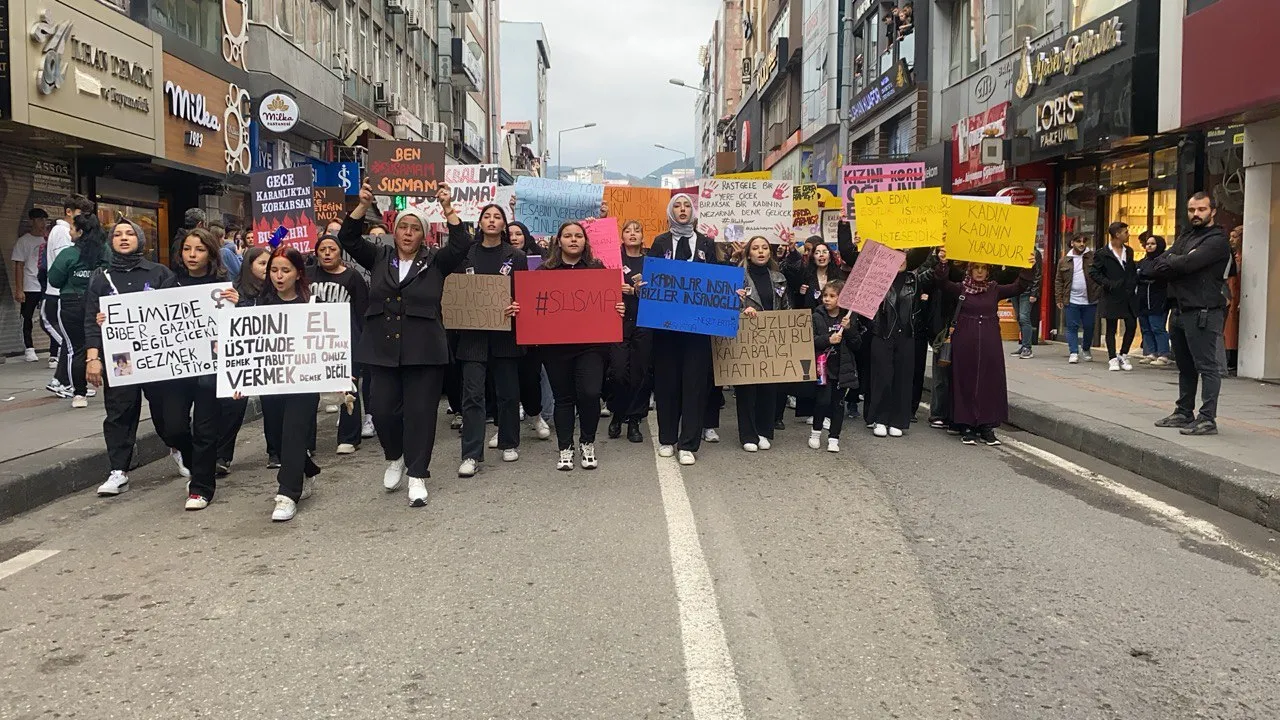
100, 284, 231, 386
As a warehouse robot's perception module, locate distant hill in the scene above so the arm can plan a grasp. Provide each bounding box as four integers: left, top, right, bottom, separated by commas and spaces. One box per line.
546, 157, 696, 187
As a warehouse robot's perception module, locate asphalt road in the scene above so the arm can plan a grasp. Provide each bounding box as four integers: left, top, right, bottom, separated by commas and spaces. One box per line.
2, 402, 1279, 719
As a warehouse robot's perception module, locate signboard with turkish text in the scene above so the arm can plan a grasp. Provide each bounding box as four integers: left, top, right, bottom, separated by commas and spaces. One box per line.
406, 164, 500, 222
838, 240, 906, 318
581, 217, 624, 271
441, 274, 513, 331
951, 102, 1010, 193
313, 187, 347, 225
636, 258, 744, 337
696, 179, 794, 244
853, 188, 944, 249
840, 162, 925, 228
792, 183, 838, 235
513, 177, 605, 238
513, 269, 623, 345
943, 199, 1038, 268
250, 166, 317, 252
100, 284, 231, 386
217, 304, 353, 397
605, 186, 670, 246
366, 140, 446, 197
712, 310, 816, 385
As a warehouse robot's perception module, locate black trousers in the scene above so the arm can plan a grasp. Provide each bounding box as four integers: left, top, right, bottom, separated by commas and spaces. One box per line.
607, 327, 653, 422
705, 385, 723, 430
929, 351, 953, 423
652, 331, 713, 451
42, 297, 67, 386
813, 382, 847, 438
461, 357, 520, 459
336, 363, 365, 447
57, 294, 87, 396
866, 331, 915, 430
518, 354, 544, 417
270, 392, 320, 501
102, 380, 170, 472
1169, 308, 1224, 422
911, 331, 929, 416
368, 364, 445, 478
735, 384, 777, 445
217, 397, 248, 463
20, 292, 42, 349
163, 378, 220, 499
444, 335, 462, 413
1105, 316, 1137, 359
261, 395, 284, 460
542, 346, 607, 451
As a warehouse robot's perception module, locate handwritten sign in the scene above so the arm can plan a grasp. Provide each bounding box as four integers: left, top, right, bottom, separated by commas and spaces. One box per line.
637, 257, 744, 337
605, 186, 669, 246
251, 166, 316, 252
792, 184, 837, 234
217, 304, 352, 397
313, 187, 346, 225
441, 274, 512, 331
839, 240, 906, 318
408, 164, 500, 223
696, 179, 793, 243
943, 199, 1038, 268
853, 188, 944, 249
495, 185, 515, 213
840, 162, 925, 224
514, 176, 605, 238
100, 284, 231, 386
581, 217, 623, 270
820, 209, 841, 246
712, 310, 816, 385
367, 140, 445, 197
514, 268, 623, 345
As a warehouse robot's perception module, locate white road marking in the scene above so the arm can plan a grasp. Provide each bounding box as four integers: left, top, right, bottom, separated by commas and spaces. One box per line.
1000, 436, 1280, 576
647, 418, 746, 720
0, 549, 59, 582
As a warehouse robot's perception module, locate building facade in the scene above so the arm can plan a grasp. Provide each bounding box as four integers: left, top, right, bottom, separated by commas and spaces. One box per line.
499, 20, 550, 174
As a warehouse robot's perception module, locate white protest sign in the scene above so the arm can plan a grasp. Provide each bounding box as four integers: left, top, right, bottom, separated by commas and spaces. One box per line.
407, 164, 501, 222
696, 179, 794, 243
100, 284, 231, 386
217, 303, 353, 398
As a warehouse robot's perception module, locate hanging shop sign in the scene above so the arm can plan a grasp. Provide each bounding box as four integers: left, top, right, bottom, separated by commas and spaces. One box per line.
952, 102, 1009, 192
1013, 16, 1125, 99
1034, 91, 1085, 150
257, 91, 299, 133
848, 60, 913, 126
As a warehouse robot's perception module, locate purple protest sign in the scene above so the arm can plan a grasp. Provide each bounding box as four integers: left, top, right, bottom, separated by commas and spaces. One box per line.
838, 240, 907, 319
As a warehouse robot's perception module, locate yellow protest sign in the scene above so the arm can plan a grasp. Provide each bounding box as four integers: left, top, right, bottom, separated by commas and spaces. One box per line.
853, 188, 943, 249
943, 199, 1038, 268
792, 184, 838, 230
716, 171, 771, 180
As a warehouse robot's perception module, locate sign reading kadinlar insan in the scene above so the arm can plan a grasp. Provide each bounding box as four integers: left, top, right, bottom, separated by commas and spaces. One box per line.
217, 304, 353, 398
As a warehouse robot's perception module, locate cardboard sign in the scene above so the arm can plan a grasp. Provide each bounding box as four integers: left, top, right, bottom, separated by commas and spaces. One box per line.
441, 274, 512, 331
605, 186, 669, 246
407, 164, 501, 222
514, 177, 605, 238
636, 257, 744, 337
792, 184, 838, 234
313, 187, 347, 225
250, 166, 317, 252
495, 186, 516, 213
840, 162, 925, 224
943, 199, 1038, 268
581, 217, 623, 270
217, 303, 353, 398
712, 310, 816, 385
367, 140, 445, 197
513, 268, 623, 345
820, 209, 841, 246
696, 179, 794, 244
100, 284, 231, 386
839, 240, 907, 318
853, 188, 944, 249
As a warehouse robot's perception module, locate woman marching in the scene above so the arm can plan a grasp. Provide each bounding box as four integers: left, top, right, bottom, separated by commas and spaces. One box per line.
735, 235, 797, 452
863, 250, 936, 438
607, 220, 653, 443
307, 233, 371, 454
46, 213, 109, 409
810, 280, 860, 452
216, 246, 269, 474
340, 181, 468, 507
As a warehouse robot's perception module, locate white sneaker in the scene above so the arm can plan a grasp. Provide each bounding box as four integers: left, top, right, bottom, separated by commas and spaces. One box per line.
383, 457, 406, 491
96, 470, 129, 496
23, 348, 37, 362
580, 443, 598, 469
184, 494, 209, 511
702, 429, 720, 443
1119, 354, 1134, 371
1083, 352, 1094, 362
1151, 356, 1171, 367
458, 458, 478, 477
808, 430, 821, 449
531, 416, 551, 440
45, 381, 72, 398
71, 395, 88, 408
827, 438, 840, 453
271, 495, 296, 522
1108, 357, 1121, 372
1068, 353, 1079, 364
170, 449, 191, 478
502, 448, 519, 462
823, 417, 831, 431
487, 433, 499, 449
873, 424, 888, 438
888, 427, 903, 438
336, 443, 356, 455
361, 415, 376, 438
678, 450, 696, 466
47, 357, 58, 369
300, 477, 315, 501
519, 407, 526, 421
658, 445, 675, 458
325, 404, 339, 414
557, 448, 574, 471
787, 395, 797, 409
600, 405, 612, 418
85, 388, 95, 398
743, 442, 759, 452
757, 436, 771, 451
407, 477, 428, 507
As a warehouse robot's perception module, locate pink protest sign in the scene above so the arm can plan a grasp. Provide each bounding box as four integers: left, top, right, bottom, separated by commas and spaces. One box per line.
838, 240, 907, 319
840, 162, 925, 224
581, 216, 623, 270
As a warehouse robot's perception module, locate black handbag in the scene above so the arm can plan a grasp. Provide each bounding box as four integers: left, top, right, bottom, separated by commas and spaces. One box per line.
936, 295, 965, 367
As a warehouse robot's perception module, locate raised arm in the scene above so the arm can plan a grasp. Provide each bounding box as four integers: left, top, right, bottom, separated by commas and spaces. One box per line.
432, 184, 472, 275
836, 220, 860, 268
339, 180, 382, 270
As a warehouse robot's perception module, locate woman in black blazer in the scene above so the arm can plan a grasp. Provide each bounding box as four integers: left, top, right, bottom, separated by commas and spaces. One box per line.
1089, 222, 1139, 371
340, 181, 469, 508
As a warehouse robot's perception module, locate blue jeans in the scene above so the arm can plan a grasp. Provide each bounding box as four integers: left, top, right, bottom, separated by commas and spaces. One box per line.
1063, 303, 1097, 354
1010, 292, 1035, 349
1138, 310, 1170, 357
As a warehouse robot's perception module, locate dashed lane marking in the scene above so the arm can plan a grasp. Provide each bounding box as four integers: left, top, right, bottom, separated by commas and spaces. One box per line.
0, 548, 59, 582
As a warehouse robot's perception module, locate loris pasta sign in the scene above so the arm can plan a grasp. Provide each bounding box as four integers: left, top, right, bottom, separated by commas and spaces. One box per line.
251, 166, 317, 252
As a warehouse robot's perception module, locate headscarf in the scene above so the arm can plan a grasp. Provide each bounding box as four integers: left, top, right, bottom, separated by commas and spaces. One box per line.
1146, 236, 1166, 258
961, 263, 991, 295
394, 208, 429, 241
667, 193, 696, 237
109, 220, 147, 273
509, 221, 533, 250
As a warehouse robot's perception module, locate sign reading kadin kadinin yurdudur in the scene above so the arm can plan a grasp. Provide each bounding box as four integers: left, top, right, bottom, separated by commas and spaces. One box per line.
216, 304, 353, 398
100, 284, 232, 386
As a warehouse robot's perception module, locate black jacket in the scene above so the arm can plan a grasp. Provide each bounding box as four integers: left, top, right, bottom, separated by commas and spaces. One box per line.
1135, 254, 1169, 314
864, 258, 937, 340
620, 251, 647, 333
813, 307, 861, 390
454, 241, 528, 362
648, 231, 722, 264
338, 214, 472, 367
1088, 244, 1138, 319
741, 263, 794, 312
1151, 223, 1232, 311
84, 260, 176, 353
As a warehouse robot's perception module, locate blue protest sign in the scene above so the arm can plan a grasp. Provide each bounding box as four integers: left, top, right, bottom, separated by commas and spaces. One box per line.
514, 177, 604, 237
637, 257, 744, 337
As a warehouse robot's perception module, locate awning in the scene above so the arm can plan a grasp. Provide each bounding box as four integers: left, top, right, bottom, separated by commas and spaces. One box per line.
341, 117, 396, 146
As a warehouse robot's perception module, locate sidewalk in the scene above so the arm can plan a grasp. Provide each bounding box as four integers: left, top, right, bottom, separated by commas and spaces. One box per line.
948, 341, 1280, 531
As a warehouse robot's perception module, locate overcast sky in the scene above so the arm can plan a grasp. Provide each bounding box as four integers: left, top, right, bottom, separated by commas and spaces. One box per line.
500, 0, 720, 178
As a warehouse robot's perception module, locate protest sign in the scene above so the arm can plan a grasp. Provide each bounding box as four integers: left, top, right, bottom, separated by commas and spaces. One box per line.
820, 209, 841, 246
582, 217, 623, 270
313, 187, 346, 225
100, 284, 231, 386
513, 268, 623, 345
637, 257, 744, 337
943, 199, 1038, 268
696, 179, 794, 244
495, 185, 515, 212
792, 184, 837, 234
514, 177, 605, 238
605, 186, 669, 246
716, 171, 771, 180
441, 274, 512, 331
217, 304, 352, 398
251, 166, 317, 252
840, 162, 925, 223
407, 164, 500, 222
839, 240, 907, 318
712, 310, 816, 385
853, 188, 944, 249
526, 254, 542, 271
367, 140, 445, 197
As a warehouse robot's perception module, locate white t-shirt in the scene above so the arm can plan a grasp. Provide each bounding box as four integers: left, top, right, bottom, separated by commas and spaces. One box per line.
1068, 251, 1090, 306
11, 233, 44, 293
44, 219, 73, 297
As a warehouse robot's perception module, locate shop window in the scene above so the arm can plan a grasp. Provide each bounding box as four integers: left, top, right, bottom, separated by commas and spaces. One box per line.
151, 0, 221, 55
1070, 0, 1128, 30
1061, 165, 1099, 246
1205, 126, 1245, 232
949, 0, 987, 85
884, 111, 913, 156
999, 0, 1050, 56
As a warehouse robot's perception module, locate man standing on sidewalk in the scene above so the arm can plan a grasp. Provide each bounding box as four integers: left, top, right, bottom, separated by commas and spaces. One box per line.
1055, 234, 1100, 364
43, 194, 93, 395
1009, 248, 1043, 359
1150, 192, 1232, 436
11, 208, 49, 362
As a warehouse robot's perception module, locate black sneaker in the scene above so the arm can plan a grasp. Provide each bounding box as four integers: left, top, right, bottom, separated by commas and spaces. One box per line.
215, 461, 230, 478
1179, 419, 1218, 436
1154, 412, 1195, 428
267, 454, 281, 469
774, 419, 786, 431
961, 431, 978, 445
979, 428, 1002, 446
626, 421, 644, 444
607, 417, 623, 439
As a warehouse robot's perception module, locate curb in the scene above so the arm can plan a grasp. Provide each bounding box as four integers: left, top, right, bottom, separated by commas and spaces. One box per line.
0, 399, 263, 523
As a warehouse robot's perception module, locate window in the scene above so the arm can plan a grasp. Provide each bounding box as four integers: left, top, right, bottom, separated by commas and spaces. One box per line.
884, 111, 913, 155
1071, 0, 1128, 30
1000, 0, 1049, 56
360, 12, 371, 78
151, 0, 221, 54
949, 0, 987, 84
345, 1, 355, 69
852, 11, 880, 93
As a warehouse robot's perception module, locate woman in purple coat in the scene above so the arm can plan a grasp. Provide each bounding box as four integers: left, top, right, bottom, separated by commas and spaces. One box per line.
934, 250, 1036, 446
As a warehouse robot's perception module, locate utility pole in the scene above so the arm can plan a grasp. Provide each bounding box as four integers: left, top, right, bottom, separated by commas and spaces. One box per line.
836, 0, 855, 169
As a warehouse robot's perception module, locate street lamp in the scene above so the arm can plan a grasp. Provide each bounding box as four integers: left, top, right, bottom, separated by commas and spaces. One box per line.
654, 143, 690, 158
557, 123, 597, 180
669, 78, 713, 96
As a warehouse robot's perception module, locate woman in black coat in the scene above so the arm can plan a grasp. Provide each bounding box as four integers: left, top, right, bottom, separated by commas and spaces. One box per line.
1135, 235, 1170, 365
1089, 223, 1139, 371
340, 181, 469, 508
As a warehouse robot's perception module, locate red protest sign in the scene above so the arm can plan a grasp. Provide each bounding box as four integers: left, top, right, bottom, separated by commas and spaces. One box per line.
838, 239, 906, 319
514, 268, 623, 345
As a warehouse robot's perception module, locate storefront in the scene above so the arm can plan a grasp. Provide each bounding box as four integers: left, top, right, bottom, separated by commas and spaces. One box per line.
730, 91, 764, 173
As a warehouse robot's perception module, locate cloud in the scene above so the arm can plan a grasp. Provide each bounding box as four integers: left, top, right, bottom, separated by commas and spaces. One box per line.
500, 0, 719, 178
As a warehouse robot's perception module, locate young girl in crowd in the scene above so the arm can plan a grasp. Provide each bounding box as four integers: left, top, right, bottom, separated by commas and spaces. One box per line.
811, 280, 859, 452
47, 213, 109, 409
217, 246, 269, 474
735, 235, 796, 452
863, 251, 936, 438
308, 233, 370, 455
608, 220, 652, 443
340, 182, 466, 507
84, 221, 176, 496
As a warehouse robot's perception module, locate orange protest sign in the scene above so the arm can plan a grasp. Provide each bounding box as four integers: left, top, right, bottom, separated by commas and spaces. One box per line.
605, 186, 669, 247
